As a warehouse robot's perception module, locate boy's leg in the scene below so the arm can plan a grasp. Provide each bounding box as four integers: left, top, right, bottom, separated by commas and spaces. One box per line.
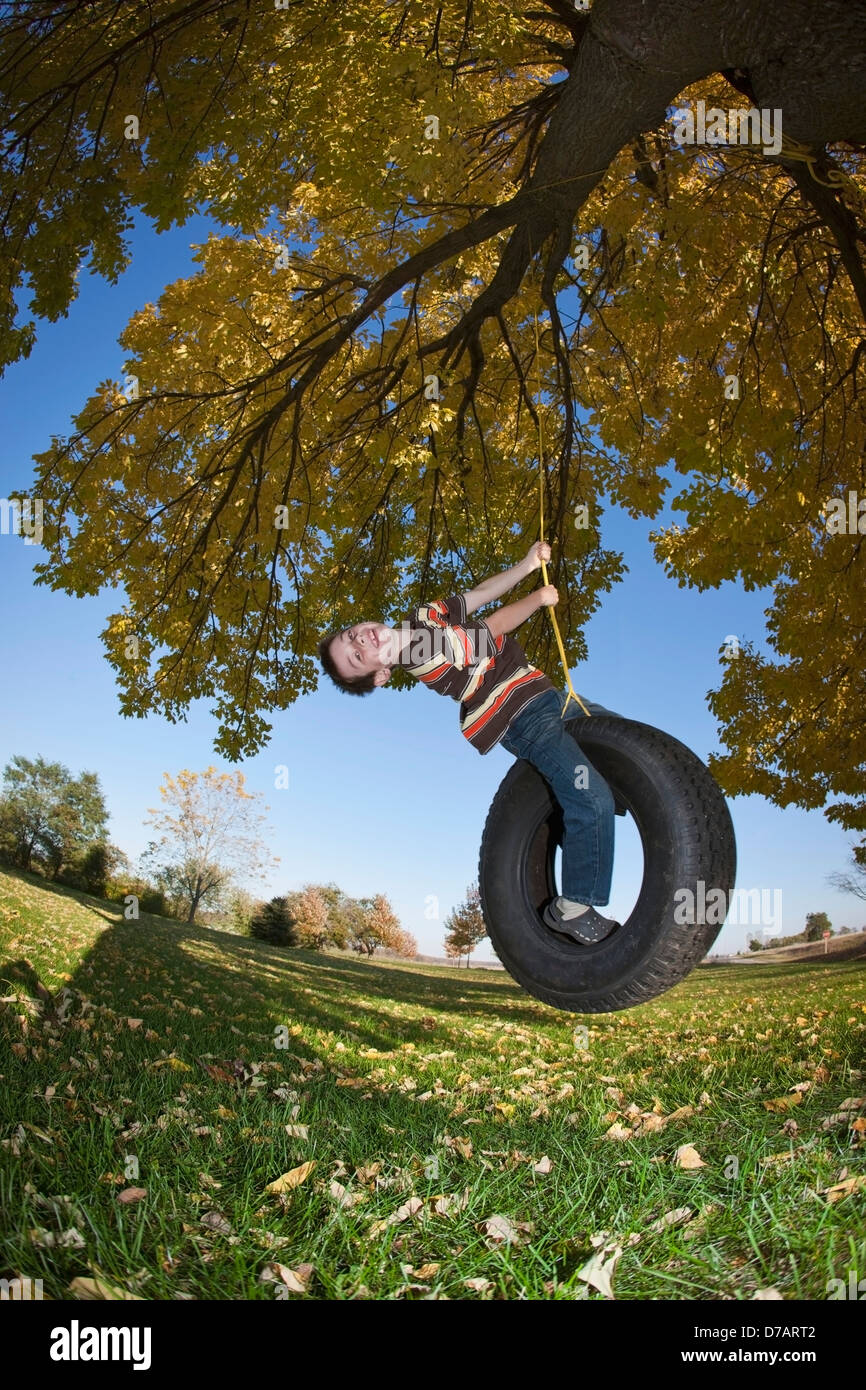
501, 689, 616, 907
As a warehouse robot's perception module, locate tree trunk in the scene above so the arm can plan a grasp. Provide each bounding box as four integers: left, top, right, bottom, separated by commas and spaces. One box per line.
430, 0, 866, 371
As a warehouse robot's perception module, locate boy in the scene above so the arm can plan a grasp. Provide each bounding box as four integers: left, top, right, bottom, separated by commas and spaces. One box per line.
318, 542, 621, 944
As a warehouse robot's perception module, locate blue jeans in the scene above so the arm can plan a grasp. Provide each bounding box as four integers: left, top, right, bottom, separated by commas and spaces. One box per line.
500, 688, 620, 906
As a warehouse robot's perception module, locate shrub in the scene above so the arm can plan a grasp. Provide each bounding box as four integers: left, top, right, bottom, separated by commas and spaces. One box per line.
249, 896, 298, 946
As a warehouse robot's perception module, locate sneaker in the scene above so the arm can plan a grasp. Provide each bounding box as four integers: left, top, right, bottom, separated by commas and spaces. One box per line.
542, 900, 621, 944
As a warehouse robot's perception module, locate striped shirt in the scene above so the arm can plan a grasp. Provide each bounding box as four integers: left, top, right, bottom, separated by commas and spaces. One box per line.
396, 594, 553, 753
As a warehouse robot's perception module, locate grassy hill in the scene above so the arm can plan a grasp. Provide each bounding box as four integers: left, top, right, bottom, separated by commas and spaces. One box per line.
736, 933, 866, 965
1, 866, 864, 1301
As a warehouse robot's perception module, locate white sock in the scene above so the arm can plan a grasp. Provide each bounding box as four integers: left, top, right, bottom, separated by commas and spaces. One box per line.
557, 897, 591, 919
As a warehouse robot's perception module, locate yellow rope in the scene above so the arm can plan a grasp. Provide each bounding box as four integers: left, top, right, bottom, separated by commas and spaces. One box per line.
533, 309, 590, 720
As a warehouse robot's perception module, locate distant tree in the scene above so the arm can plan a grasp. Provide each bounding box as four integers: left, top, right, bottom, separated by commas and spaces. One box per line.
827, 846, 866, 903
748, 937, 763, 952
804, 911, 833, 942
68, 841, 127, 897
444, 883, 488, 968
249, 896, 298, 947
0, 755, 108, 877
105, 866, 172, 918
839, 924, 853, 935
350, 893, 409, 957
224, 887, 262, 936
289, 884, 330, 950
395, 926, 419, 958
312, 881, 363, 950
141, 767, 277, 923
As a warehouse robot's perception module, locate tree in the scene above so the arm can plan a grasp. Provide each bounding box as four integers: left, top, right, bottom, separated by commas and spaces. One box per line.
65, 840, 127, 897
444, 883, 488, 967
349, 893, 411, 957
747, 937, 763, 953
7, 2, 865, 839
394, 925, 419, 959
224, 887, 262, 936
827, 845, 866, 902
313, 881, 361, 950
141, 766, 276, 923
249, 896, 297, 947
288, 883, 330, 950
0, 755, 108, 876
804, 911, 832, 942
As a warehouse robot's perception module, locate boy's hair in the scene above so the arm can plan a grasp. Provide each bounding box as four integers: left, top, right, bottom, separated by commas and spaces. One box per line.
317, 629, 378, 696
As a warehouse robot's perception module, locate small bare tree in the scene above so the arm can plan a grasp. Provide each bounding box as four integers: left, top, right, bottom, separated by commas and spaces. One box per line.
142, 767, 277, 923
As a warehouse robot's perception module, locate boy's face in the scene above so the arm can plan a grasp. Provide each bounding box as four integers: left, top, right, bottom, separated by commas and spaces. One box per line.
330, 622, 394, 686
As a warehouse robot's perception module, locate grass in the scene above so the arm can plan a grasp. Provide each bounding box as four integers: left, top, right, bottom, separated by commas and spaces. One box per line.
1, 865, 864, 1302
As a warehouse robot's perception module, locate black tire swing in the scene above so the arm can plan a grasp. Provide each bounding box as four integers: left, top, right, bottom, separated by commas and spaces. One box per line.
478, 711, 737, 1014
479, 307, 737, 1013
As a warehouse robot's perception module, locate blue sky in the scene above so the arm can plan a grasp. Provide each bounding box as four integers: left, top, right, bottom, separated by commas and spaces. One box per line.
0, 212, 861, 960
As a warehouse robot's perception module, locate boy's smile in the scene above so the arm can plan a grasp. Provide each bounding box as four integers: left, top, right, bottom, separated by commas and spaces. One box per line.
331, 621, 395, 684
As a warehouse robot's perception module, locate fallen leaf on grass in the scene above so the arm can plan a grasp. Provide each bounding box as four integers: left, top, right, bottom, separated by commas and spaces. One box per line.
604, 1123, 633, 1142
759, 1148, 803, 1166
411, 1263, 440, 1279
29, 1226, 85, 1250
445, 1135, 473, 1160
479, 1213, 534, 1249
604, 1102, 697, 1140
673, 1144, 707, 1169
265, 1161, 317, 1194
368, 1195, 424, 1237
481, 1215, 522, 1246
463, 1277, 494, 1293
149, 1057, 193, 1073
200, 1210, 232, 1235
763, 1093, 803, 1114
355, 1162, 382, 1183
635, 1113, 665, 1135
259, 1261, 314, 1293
533, 1155, 553, 1174
329, 1180, 365, 1209
576, 1235, 624, 1300
682, 1203, 721, 1241
116, 1187, 147, 1204
270, 1085, 299, 1103
431, 1190, 470, 1217
284, 1124, 309, 1140
664, 1104, 696, 1125
752, 1288, 784, 1300
201, 1062, 237, 1085
642, 1206, 695, 1238
68, 1275, 144, 1301
820, 1175, 866, 1204
24, 1187, 82, 1224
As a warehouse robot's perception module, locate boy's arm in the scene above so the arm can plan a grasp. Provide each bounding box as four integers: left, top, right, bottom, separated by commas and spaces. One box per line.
483, 586, 558, 641
463, 541, 550, 615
